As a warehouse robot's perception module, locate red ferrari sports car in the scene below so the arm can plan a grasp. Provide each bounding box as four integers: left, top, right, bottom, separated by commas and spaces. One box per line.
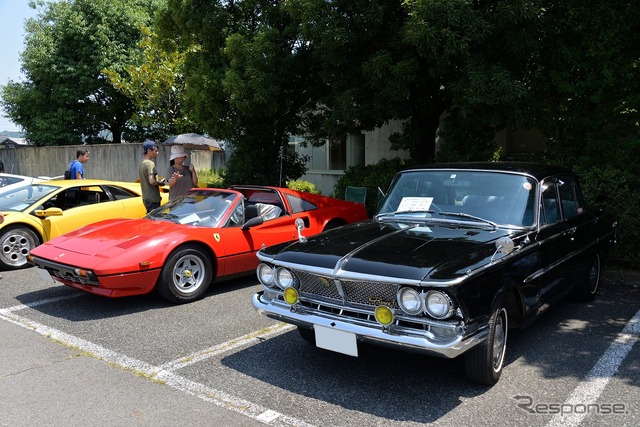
29, 185, 368, 303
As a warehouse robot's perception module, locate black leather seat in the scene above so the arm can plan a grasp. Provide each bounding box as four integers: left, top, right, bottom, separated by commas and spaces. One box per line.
244, 204, 259, 221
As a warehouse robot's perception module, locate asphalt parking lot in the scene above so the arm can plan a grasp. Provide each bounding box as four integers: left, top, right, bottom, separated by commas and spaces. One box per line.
1, 267, 638, 427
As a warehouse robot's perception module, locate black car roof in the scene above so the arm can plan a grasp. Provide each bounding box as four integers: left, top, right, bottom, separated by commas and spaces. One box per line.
404, 162, 575, 180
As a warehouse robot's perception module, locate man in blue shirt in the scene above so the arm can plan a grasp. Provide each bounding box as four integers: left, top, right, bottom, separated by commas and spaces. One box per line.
68, 149, 90, 179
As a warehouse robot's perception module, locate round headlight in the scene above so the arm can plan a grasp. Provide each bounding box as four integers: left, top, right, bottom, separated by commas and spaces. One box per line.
283, 287, 299, 305
275, 267, 298, 290
257, 263, 275, 287
375, 306, 394, 326
425, 291, 452, 319
397, 287, 422, 315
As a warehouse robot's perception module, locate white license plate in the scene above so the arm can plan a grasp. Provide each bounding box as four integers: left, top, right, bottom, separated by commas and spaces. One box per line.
314, 324, 358, 357
35, 267, 56, 284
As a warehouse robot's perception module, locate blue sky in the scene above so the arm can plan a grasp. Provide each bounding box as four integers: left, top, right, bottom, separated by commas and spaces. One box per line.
0, 1, 38, 132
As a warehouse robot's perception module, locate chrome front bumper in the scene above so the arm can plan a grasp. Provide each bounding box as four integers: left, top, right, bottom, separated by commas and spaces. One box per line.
252, 292, 487, 359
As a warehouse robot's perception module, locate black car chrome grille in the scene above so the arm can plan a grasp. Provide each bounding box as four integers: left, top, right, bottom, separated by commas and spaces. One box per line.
294, 270, 400, 310
267, 271, 463, 336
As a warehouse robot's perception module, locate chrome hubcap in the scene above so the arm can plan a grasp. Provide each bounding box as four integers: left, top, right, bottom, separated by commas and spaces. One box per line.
0, 231, 36, 267
492, 310, 507, 371
172, 254, 206, 294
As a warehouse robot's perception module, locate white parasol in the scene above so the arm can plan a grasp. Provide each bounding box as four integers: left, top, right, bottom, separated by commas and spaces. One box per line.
163, 133, 224, 151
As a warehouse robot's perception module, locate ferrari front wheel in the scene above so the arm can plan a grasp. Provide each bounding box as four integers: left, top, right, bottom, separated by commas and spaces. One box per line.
0, 226, 40, 270
156, 244, 213, 304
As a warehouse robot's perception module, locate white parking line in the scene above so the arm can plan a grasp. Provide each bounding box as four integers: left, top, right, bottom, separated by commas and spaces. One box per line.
0, 306, 313, 427
546, 307, 640, 427
158, 323, 295, 372
0, 293, 83, 314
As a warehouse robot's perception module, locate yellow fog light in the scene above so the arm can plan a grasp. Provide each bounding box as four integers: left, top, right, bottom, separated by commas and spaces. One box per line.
283, 287, 299, 305
375, 306, 394, 326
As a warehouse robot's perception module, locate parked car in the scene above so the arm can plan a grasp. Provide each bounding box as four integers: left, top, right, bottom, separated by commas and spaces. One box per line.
0, 179, 168, 270
252, 162, 617, 385
29, 185, 368, 303
0, 173, 61, 195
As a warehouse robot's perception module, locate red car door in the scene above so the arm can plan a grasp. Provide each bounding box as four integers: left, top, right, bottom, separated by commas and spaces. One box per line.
215, 215, 303, 277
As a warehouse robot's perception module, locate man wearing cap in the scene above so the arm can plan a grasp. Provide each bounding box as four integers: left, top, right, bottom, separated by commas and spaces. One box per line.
139, 139, 165, 212
166, 145, 198, 201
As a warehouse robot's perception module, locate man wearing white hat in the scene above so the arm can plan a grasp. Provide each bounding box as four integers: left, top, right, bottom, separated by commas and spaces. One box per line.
166, 145, 198, 200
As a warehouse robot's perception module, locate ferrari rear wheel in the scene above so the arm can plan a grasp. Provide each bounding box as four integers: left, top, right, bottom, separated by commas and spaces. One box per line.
156, 244, 213, 304
0, 226, 40, 270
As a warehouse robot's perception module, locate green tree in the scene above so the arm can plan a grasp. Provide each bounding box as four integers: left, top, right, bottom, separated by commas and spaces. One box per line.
0, 0, 160, 146
158, 0, 542, 179
530, 1, 640, 163
528, 1, 640, 269
103, 26, 200, 142
158, 0, 317, 185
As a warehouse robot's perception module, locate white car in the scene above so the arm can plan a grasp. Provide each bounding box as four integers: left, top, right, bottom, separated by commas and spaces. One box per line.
0, 173, 62, 195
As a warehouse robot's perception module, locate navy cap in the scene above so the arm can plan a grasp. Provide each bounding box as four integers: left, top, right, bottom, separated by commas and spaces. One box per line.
142, 139, 158, 154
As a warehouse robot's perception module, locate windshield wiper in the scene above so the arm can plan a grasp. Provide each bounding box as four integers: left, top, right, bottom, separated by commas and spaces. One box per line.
437, 212, 497, 229
155, 212, 179, 223
375, 210, 436, 221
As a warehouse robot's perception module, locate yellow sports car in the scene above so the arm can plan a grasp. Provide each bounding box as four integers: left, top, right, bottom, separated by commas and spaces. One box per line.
0, 179, 168, 270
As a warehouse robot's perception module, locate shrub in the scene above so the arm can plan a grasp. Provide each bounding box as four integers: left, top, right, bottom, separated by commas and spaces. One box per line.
334, 157, 420, 217
576, 163, 640, 270
197, 168, 225, 188
287, 179, 321, 194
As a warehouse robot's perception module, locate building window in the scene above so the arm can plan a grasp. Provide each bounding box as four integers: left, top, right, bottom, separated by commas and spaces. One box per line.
328, 137, 346, 170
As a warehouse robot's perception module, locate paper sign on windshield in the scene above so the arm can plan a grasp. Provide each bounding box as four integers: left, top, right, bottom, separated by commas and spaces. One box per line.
397, 197, 433, 212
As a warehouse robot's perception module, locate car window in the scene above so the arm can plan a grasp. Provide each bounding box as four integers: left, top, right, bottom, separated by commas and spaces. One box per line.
558, 176, 584, 219
227, 202, 244, 227
104, 185, 139, 200
378, 171, 537, 227
76, 186, 111, 206
150, 189, 237, 227
0, 184, 58, 212
0, 176, 24, 187
541, 182, 561, 225
286, 194, 317, 214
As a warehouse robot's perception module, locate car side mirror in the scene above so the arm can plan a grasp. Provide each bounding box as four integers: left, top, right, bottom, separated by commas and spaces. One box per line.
242, 216, 263, 230
34, 207, 64, 218
295, 218, 307, 243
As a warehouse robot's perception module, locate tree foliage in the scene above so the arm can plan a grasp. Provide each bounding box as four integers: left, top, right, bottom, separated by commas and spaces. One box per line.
156, 1, 549, 183
157, 1, 318, 185
103, 26, 200, 142
0, 0, 160, 146
530, 1, 640, 163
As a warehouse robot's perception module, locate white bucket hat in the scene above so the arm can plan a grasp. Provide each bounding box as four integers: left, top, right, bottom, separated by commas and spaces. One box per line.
169, 145, 189, 161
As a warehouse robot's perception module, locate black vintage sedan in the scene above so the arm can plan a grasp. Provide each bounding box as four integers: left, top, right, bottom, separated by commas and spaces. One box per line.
252, 162, 617, 385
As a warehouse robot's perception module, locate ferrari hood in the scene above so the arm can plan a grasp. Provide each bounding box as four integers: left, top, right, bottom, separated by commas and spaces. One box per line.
40, 218, 183, 256
261, 220, 518, 282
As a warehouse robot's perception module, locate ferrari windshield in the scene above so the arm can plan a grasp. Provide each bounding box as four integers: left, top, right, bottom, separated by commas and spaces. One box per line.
148, 189, 239, 228
377, 170, 538, 228
0, 184, 59, 211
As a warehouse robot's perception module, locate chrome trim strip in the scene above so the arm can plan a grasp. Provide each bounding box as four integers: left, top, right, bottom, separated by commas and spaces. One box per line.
295, 294, 462, 330
524, 239, 597, 283
252, 292, 487, 359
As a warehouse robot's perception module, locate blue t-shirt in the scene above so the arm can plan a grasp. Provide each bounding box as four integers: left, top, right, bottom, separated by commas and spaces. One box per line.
68, 160, 84, 179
